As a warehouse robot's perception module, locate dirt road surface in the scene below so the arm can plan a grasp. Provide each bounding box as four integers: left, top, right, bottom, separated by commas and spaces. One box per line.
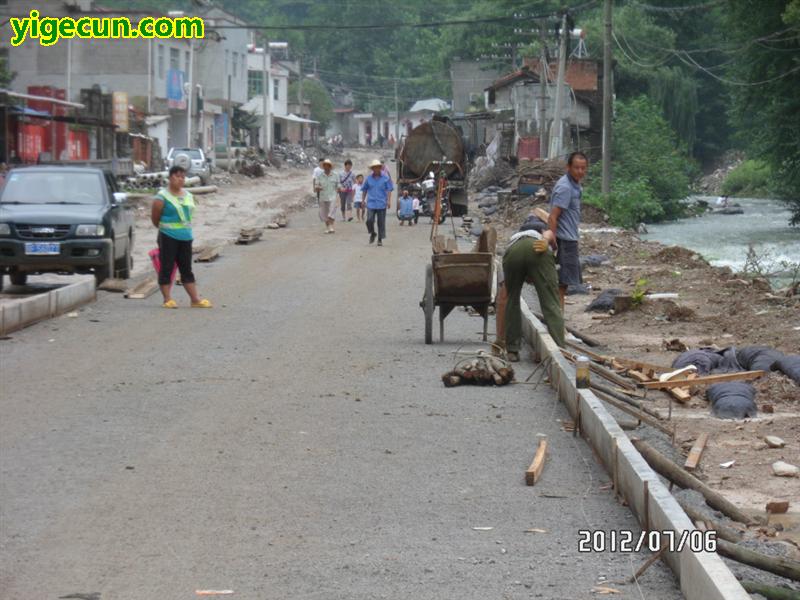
0, 179, 684, 598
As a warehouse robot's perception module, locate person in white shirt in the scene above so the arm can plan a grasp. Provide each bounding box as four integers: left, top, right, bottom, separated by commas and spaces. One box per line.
412, 194, 421, 225
352, 174, 365, 223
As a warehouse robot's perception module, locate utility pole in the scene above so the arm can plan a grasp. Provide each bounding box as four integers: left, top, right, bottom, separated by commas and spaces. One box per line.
602, 0, 613, 196
538, 20, 549, 157
186, 38, 194, 147
261, 40, 271, 151
548, 11, 568, 159
394, 80, 399, 146
297, 56, 304, 145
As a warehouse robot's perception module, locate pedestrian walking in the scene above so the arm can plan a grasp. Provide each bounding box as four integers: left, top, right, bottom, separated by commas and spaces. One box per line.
353, 173, 365, 222
150, 165, 212, 309
361, 159, 393, 246
397, 189, 415, 226
338, 159, 355, 222
548, 151, 588, 310
498, 229, 564, 361
317, 158, 339, 234
312, 158, 324, 203
412, 193, 420, 225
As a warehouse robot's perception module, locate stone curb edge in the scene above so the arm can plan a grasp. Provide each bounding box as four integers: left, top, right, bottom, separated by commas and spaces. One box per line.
0, 279, 96, 335
520, 298, 749, 600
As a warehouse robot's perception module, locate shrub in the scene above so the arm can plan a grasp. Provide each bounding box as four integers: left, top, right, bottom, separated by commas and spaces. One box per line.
721, 159, 773, 197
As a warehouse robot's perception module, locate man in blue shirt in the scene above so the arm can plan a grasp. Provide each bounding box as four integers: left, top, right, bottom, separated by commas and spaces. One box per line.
548, 151, 588, 309
361, 159, 394, 246
397, 189, 415, 225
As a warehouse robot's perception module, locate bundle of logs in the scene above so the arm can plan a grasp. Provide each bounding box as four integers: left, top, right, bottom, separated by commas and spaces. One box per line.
442, 351, 514, 387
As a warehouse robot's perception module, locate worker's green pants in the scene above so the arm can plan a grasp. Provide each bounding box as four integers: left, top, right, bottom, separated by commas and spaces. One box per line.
502, 240, 565, 350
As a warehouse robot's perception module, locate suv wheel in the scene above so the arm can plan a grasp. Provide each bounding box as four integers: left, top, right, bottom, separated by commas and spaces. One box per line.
116, 238, 133, 279
95, 242, 114, 285
9, 272, 28, 286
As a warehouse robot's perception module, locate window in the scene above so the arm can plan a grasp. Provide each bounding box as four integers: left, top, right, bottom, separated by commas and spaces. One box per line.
273, 79, 279, 101
247, 71, 263, 99
241, 54, 245, 79
157, 44, 164, 79
184, 50, 190, 75
232, 52, 238, 77
169, 47, 179, 71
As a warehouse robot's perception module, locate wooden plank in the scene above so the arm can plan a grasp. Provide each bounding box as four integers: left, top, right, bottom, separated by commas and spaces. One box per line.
525, 438, 548, 486
125, 277, 158, 299
628, 369, 654, 383
97, 278, 128, 293
642, 370, 766, 389
565, 340, 609, 363
432, 235, 446, 254
533, 207, 550, 223
445, 238, 459, 253
195, 245, 223, 262
684, 433, 709, 471
669, 387, 692, 403
610, 356, 670, 374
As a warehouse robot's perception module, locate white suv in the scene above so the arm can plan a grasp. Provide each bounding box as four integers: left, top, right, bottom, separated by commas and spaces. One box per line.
165, 148, 212, 185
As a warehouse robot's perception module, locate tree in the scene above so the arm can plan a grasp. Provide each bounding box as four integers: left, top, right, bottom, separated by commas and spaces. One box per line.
727, 0, 800, 225
288, 78, 333, 130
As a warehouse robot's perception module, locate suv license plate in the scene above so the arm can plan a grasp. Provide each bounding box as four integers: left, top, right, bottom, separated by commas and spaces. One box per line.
25, 242, 61, 255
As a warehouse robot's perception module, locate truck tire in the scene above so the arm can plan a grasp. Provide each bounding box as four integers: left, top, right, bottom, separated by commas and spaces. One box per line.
9, 272, 27, 286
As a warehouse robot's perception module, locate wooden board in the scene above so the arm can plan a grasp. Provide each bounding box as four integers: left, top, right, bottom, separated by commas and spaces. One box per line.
668, 387, 692, 403
642, 370, 766, 389
97, 278, 128, 293
533, 207, 550, 223
432, 235, 446, 255
195, 245, 223, 262
125, 277, 158, 299
610, 356, 670, 374
525, 438, 548, 486
445, 238, 459, 253
628, 369, 654, 384
684, 433, 709, 471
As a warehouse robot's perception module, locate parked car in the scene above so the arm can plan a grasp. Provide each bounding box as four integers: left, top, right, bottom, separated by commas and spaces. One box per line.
0, 166, 136, 289
164, 147, 211, 184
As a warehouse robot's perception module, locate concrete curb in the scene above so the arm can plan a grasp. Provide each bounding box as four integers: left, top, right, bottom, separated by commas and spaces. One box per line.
0, 279, 96, 335
519, 299, 749, 600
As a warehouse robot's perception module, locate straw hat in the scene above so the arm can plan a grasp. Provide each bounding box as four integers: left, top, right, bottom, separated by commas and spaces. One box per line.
369, 159, 382, 168
322, 158, 333, 166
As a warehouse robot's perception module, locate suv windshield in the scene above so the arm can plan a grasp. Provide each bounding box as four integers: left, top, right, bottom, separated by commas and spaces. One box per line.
171, 149, 203, 160
0, 171, 105, 205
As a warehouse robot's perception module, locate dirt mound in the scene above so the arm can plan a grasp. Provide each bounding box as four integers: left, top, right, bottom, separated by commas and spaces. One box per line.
654, 245, 706, 267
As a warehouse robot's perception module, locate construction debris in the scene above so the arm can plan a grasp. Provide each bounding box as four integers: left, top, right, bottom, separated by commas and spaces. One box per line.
525, 438, 548, 486
236, 228, 263, 245
442, 352, 514, 387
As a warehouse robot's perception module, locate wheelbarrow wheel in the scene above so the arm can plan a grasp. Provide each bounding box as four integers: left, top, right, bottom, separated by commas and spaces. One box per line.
424, 263, 434, 344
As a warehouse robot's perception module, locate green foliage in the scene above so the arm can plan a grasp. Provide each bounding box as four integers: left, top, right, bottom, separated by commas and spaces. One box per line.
631, 279, 649, 307
288, 78, 333, 130
721, 160, 773, 197
0, 56, 14, 88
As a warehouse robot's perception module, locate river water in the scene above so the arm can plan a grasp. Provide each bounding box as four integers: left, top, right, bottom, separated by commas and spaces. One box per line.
641, 196, 800, 287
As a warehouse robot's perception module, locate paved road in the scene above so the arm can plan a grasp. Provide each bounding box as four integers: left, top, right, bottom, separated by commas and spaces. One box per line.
0, 206, 683, 599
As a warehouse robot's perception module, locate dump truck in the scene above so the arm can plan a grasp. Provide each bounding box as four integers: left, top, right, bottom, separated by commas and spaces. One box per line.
396, 116, 469, 216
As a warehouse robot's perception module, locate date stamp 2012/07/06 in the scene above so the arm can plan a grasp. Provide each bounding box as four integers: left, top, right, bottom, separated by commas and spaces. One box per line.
578, 529, 717, 553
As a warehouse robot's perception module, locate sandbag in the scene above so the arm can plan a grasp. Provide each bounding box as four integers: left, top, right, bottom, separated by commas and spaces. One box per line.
707, 382, 757, 419
774, 354, 800, 385
736, 345, 784, 372
586, 288, 623, 312
672, 349, 722, 375
715, 347, 744, 373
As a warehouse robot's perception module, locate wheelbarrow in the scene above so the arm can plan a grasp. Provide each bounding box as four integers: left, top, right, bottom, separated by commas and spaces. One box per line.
420, 251, 496, 344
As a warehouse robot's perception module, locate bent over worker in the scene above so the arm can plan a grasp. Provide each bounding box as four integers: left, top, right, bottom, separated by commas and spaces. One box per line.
150, 165, 212, 309
500, 229, 564, 360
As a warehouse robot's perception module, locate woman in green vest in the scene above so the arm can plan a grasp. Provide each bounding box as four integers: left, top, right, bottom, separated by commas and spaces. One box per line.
150, 166, 212, 309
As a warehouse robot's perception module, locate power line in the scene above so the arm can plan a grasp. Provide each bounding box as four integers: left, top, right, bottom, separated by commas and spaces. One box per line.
675, 50, 800, 86
211, 1, 598, 31
628, 0, 725, 13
